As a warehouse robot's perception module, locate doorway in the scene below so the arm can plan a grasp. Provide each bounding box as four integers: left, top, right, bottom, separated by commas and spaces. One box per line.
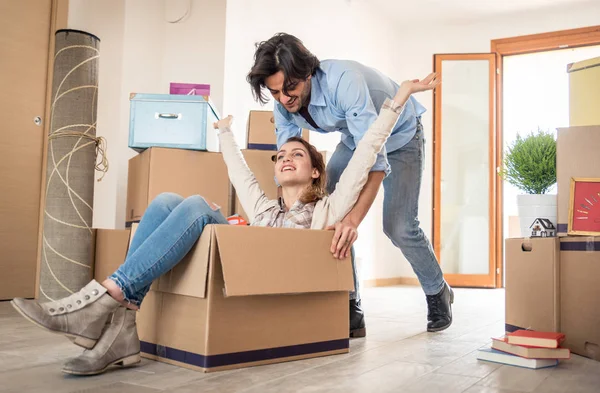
502, 44, 600, 243
433, 26, 600, 288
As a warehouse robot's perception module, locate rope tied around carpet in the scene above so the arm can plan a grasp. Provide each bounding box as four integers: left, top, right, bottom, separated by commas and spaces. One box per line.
48, 131, 109, 181
39, 30, 102, 301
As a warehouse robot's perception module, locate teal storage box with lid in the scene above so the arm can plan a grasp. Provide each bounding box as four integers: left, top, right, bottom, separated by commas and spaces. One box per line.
129, 93, 220, 152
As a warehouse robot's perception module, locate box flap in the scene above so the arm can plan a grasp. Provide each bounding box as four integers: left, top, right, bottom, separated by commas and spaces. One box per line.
129, 223, 213, 298
154, 226, 214, 298
213, 225, 354, 296
94, 229, 131, 282
126, 150, 151, 221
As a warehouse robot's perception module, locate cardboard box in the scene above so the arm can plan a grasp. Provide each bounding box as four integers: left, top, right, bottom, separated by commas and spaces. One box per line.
137, 224, 354, 372
568, 56, 600, 127
504, 238, 560, 333
233, 150, 279, 222
129, 93, 219, 152
556, 126, 600, 236
126, 148, 231, 222
247, 110, 309, 150
560, 236, 600, 361
94, 229, 131, 282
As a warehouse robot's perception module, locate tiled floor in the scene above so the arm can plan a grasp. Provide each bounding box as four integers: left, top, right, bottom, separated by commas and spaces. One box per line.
1, 286, 598, 392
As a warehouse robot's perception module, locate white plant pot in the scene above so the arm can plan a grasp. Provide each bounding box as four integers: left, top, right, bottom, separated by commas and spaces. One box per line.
516, 194, 557, 238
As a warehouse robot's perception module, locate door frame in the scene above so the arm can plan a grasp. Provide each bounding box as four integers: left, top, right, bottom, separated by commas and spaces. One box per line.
432, 25, 600, 289
491, 25, 600, 288
432, 53, 498, 288
33, 0, 69, 300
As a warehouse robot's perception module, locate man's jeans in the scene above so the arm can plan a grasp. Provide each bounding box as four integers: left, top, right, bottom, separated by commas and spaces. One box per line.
110, 193, 228, 306
326, 120, 445, 299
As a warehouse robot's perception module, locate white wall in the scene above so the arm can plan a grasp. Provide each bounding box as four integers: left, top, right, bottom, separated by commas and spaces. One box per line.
68, 0, 227, 228
115, 0, 166, 228
68, 0, 127, 229
162, 0, 227, 111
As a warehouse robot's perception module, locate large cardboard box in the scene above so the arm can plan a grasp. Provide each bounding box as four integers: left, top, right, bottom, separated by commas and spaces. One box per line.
560, 237, 600, 361
233, 150, 278, 221
94, 229, 131, 282
504, 238, 560, 333
137, 224, 354, 372
126, 148, 231, 222
247, 110, 309, 150
556, 126, 600, 236
568, 56, 600, 127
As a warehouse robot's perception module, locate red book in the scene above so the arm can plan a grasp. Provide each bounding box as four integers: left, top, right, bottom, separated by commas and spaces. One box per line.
492, 337, 571, 359
506, 330, 565, 349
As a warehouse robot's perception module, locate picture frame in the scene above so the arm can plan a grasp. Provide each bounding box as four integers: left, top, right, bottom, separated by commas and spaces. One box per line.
568, 177, 600, 236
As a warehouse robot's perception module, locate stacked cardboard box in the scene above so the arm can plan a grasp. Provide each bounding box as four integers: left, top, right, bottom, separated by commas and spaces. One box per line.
246, 110, 309, 151
125, 148, 231, 222
567, 56, 600, 127
124, 110, 306, 223
504, 237, 560, 334
558, 56, 600, 362
505, 56, 600, 363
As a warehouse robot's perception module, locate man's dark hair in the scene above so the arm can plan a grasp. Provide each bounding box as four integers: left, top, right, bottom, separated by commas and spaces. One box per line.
247, 33, 320, 104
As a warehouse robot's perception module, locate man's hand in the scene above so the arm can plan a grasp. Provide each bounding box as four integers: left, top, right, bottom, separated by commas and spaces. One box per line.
326, 216, 358, 259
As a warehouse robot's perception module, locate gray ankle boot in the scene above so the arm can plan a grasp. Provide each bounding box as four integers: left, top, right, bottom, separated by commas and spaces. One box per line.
11, 280, 120, 349
62, 307, 141, 375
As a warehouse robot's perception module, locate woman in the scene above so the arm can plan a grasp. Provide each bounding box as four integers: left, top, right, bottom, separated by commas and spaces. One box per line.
11, 73, 438, 376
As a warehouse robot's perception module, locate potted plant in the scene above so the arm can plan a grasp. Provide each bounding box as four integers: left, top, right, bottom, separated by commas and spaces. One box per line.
501, 128, 557, 237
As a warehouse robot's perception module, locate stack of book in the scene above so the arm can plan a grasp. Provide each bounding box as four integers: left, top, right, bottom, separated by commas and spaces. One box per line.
477, 330, 570, 369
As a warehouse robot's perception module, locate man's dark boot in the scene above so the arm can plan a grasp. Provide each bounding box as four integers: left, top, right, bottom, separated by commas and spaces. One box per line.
426, 282, 454, 332
350, 299, 366, 338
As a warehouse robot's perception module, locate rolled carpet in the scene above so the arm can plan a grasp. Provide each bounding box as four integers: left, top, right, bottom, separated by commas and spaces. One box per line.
39, 29, 102, 301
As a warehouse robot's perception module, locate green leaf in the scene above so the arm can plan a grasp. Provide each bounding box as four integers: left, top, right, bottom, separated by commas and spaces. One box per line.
499, 127, 556, 194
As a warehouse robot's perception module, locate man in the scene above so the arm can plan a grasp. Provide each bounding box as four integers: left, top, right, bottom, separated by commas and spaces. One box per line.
247, 33, 453, 337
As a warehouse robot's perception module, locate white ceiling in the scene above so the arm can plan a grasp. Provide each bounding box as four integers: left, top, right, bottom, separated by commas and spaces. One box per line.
358, 0, 598, 24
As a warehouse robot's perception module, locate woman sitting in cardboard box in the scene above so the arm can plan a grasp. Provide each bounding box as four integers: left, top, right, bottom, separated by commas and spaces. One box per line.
10, 73, 439, 376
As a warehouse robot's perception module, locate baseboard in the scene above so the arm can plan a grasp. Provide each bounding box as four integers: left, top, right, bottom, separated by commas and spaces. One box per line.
363, 276, 420, 287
